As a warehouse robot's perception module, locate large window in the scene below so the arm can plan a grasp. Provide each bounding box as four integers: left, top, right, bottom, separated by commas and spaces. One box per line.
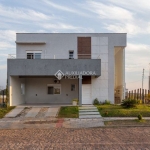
47, 84, 61, 95
26, 51, 42, 59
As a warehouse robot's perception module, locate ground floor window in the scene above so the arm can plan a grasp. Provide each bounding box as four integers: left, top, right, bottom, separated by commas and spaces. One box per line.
47, 84, 61, 95
21, 83, 25, 95
71, 84, 76, 91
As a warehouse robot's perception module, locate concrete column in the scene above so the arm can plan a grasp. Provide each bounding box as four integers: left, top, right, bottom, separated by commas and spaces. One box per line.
78, 75, 82, 106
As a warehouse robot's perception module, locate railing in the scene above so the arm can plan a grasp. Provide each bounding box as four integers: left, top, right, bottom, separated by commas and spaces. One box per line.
8, 54, 101, 59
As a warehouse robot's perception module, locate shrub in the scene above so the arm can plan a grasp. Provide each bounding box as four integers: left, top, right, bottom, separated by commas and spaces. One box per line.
138, 114, 142, 120
104, 100, 111, 105
121, 99, 137, 108
93, 98, 99, 105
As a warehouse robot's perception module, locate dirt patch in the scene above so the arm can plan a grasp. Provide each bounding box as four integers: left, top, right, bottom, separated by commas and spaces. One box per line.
35, 107, 49, 118
16, 107, 31, 118
24, 120, 57, 124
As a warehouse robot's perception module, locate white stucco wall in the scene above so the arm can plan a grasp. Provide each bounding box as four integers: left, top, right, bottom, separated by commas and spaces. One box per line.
10, 76, 25, 106
91, 37, 109, 102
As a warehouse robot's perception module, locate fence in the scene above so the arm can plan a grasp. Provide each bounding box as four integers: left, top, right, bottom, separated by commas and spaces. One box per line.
0, 95, 6, 104
125, 88, 150, 103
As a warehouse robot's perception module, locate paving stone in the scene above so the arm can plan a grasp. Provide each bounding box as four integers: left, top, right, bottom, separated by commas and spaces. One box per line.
1, 127, 150, 149
5, 106, 25, 118
45, 107, 60, 117
25, 108, 41, 117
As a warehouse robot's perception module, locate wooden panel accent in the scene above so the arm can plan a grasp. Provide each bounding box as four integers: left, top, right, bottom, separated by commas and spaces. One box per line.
78, 37, 91, 59
82, 76, 91, 84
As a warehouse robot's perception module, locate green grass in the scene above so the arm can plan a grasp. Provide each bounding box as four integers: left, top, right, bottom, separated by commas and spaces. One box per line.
0, 106, 15, 118
97, 104, 150, 117
104, 119, 149, 126
57, 106, 78, 118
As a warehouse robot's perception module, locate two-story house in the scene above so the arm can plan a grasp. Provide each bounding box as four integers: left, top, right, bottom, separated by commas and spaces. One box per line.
7, 33, 127, 106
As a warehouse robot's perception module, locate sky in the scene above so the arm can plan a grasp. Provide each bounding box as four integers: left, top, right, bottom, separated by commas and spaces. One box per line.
0, 0, 150, 91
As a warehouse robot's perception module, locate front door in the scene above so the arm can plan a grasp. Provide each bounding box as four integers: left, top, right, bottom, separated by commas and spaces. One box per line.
82, 84, 91, 104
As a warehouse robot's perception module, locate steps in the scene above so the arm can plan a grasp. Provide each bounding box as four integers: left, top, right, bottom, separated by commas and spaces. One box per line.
79, 105, 101, 119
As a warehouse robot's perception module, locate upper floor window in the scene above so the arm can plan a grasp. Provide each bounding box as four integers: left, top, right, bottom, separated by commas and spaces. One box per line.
26, 51, 42, 59
69, 50, 74, 59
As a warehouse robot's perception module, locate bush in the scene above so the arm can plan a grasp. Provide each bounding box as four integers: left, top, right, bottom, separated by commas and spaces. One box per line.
138, 114, 142, 120
121, 99, 138, 108
93, 98, 99, 105
104, 100, 111, 105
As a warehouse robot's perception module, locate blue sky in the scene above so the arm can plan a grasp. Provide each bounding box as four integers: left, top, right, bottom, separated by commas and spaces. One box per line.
0, 0, 150, 90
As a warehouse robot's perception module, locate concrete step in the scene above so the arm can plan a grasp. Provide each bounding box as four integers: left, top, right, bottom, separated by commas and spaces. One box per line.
25, 108, 41, 117
5, 107, 25, 118
79, 112, 100, 115
79, 109, 98, 112
79, 107, 97, 110
79, 115, 101, 119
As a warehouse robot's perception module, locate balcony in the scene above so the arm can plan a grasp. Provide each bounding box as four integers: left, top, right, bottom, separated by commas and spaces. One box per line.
7, 58, 101, 77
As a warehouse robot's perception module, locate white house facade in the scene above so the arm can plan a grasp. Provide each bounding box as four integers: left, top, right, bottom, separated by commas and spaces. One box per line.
7, 33, 127, 106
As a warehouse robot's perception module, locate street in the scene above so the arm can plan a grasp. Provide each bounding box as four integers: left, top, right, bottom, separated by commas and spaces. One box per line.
0, 127, 150, 149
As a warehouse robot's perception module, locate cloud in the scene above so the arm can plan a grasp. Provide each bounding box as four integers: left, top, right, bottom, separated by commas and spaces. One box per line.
125, 43, 150, 73
42, 23, 94, 32
127, 43, 150, 52
109, 0, 150, 13
84, 0, 133, 21
83, 0, 150, 36
0, 4, 52, 22
0, 65, 7, 70
42, 0, 89, 17
0, 42, 15, 50
105, 21, 150, 35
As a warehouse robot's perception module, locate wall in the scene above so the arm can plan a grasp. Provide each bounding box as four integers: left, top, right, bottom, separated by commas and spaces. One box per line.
91, 37, 108, 102
114, 47, 125, 100
24, 77, 78, 104
10, 76, 25, 106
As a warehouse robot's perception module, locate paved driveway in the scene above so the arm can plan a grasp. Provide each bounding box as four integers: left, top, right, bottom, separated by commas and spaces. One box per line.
0, 127, 150, 149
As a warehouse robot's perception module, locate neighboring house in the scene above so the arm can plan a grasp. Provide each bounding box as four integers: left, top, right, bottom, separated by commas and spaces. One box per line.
7, 33, 127, 106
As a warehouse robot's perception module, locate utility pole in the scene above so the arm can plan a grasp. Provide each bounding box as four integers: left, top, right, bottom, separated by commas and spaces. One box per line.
142, 68, 144, 102
149, 63, 150, 91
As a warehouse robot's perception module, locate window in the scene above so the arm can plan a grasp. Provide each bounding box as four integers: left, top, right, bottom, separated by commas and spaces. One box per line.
27, 53, 34, 59
48, 87, 54, 94
21, 83, 25, 95
71, 84, 76, 91
47, 84, 61, 95
69, 51, 74, 59
26, 51, 42, 59
54, 87, 61, 94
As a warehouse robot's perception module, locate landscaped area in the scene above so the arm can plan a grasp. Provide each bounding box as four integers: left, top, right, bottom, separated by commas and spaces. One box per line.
57, 106, 78, 118
0, 106, 15, 118
97, 104, 150, 117
57, 104, 150, 118
104, 119, 150, 126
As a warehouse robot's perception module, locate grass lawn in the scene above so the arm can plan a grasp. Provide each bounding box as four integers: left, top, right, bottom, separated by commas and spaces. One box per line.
0, 106, 15, 118
104, 119, 150, 126
57, 106, 78, 118
97, 104, 150, 117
